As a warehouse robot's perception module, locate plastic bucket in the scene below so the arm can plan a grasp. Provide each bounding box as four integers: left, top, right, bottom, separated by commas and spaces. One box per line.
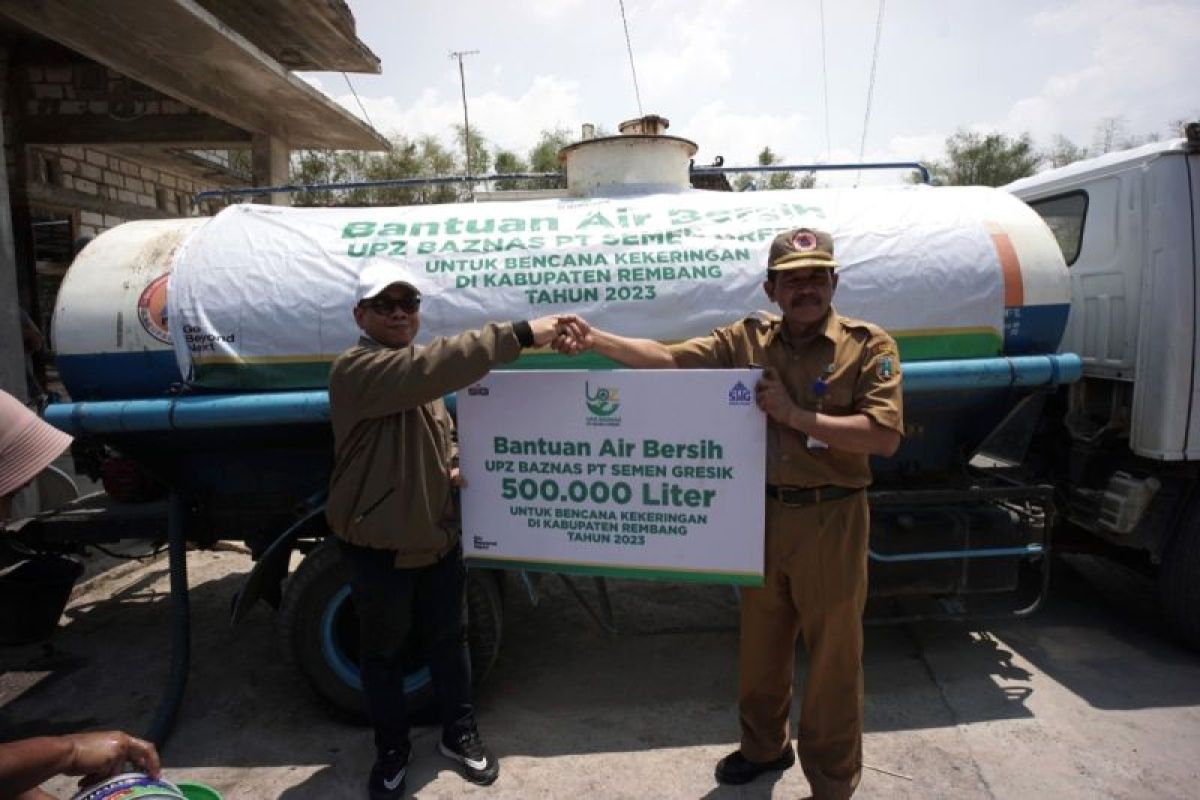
178, 782, 223, 800
0, 554, 83, 643
70, 774, 223, 800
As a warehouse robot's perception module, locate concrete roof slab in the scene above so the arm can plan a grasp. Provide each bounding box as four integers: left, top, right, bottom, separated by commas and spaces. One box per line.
0, 0, 389, 151
195, 0, 380, 73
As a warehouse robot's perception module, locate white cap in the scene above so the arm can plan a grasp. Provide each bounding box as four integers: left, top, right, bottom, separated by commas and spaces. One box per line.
354, 262, 431, 304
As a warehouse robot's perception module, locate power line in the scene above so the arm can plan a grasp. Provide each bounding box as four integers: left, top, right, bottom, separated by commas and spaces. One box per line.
341, 72, 377, 133
618, 0, 644, 116
857, 0, 886, 183
819, 0, 831, 158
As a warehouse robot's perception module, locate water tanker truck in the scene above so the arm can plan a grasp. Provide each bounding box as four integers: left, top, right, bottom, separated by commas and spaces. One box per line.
16, 126, 1086, 732
1005, 124, 1200, 648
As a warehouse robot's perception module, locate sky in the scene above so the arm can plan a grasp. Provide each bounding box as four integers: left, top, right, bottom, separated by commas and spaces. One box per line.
299, 0, 1199, 175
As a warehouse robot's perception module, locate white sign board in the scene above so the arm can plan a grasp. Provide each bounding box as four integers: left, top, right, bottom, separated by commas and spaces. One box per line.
457, 369, 765, 585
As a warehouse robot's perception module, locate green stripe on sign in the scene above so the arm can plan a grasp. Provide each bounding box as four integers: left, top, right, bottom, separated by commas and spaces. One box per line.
465, 555, 764, 586
505, 351, 621, 370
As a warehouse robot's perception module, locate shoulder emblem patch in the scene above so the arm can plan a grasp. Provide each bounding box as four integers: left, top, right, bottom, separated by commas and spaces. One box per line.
876, 354, 898, 381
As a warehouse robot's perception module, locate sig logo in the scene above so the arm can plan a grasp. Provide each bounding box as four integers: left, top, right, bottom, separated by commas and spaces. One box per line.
728, 380, 754, 406
467, 385, 490, 396
585, 381, 621, 427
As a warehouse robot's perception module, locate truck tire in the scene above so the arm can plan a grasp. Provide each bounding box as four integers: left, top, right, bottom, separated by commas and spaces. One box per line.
1158, 501, 1200, 650
278, 540, 505, 722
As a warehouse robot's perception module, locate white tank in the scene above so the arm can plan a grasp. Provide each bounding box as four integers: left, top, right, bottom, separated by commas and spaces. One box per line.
52, 218, 206, 399
52, 184, 1070, 398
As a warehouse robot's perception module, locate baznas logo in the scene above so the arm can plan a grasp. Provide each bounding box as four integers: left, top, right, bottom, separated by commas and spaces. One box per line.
728, 380, 753, 405
585, 382, 620, 417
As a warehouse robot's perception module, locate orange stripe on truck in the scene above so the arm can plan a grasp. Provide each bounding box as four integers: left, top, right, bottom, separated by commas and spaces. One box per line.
987, 222, 1024, 307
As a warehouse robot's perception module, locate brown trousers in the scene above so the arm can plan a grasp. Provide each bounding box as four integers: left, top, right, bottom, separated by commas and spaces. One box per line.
738, 491, 869, 800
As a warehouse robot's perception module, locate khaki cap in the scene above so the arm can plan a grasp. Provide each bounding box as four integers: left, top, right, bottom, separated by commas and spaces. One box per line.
767, 227, 838, 272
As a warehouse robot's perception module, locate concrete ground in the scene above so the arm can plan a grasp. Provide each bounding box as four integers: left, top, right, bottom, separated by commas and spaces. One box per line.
1, 546, 1198, 799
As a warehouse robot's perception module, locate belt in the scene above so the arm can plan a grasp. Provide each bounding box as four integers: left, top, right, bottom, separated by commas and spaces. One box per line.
765, 484, 862, 507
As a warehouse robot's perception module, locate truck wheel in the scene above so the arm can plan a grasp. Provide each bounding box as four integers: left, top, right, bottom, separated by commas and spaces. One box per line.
278, 540, 505, 722
1158, 502, 1200, 650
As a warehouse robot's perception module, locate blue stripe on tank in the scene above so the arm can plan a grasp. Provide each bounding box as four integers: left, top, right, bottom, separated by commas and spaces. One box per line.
1004, 303, 1069, 355
56, 351, 182, 400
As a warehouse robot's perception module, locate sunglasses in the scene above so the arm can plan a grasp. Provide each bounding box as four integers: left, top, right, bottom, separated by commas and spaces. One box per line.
364, 295, 421, 315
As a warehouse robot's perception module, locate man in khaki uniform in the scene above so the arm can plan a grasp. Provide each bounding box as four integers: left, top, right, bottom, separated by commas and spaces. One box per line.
572, 228, 903, 799
326, 262, 581, 800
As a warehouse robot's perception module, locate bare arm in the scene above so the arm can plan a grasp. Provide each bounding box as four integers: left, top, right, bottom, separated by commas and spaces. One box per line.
0, 732, 160, 797
787, 407, 901, 456
15, 788, 56, 800
756, 370, 901, 456
586, 328, 678, 369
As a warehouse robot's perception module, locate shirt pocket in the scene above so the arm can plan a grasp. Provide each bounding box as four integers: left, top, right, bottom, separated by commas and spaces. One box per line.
820, 381, 856, 415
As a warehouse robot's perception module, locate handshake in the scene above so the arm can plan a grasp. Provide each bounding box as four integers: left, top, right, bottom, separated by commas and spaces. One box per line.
530, 315, 594, 355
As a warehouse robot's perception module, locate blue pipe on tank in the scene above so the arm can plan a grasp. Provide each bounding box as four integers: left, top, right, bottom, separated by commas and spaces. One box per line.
43, 390, 331, 435
42, 353, 1082, 436
900, 353, 1081, 394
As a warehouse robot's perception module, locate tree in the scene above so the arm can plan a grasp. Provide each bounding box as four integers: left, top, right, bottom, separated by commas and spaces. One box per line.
927, 130, 1040, 186
453, 123, 491, 177
1091, 115, 1163, 154
493, 149, 530, 191
527, 128, 572, 189
1092, 116, 1129, 154
732, 147, 814, 191
288, 133, 465, 207
1046, 135, 1089, 169
412, 135, 460, 204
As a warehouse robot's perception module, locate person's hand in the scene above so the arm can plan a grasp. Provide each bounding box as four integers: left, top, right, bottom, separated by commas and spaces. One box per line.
449, 466, 466, 489
64, 731, 160, 784
529, 315, 591, 352
552, 315, 591, 355
755, 369, 798, 427
528, 316, 562, 347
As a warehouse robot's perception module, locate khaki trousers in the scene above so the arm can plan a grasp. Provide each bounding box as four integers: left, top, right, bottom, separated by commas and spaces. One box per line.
738, 491, 869, 800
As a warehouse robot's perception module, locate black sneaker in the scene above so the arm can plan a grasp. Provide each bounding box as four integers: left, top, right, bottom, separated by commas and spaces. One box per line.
714, 748, 796, 785
368, 747, 411, 800
439, 725, 500, 785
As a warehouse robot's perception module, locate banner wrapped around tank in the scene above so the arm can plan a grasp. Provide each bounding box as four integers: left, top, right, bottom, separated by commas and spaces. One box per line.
167, 186, 1014, 390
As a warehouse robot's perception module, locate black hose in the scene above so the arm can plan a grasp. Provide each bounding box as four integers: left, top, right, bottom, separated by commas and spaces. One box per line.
144, 489, 191, 749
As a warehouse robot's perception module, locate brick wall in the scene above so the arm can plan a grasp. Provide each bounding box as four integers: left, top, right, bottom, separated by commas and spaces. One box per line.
26, 63, 192, 121
19, 62, 237, 235
26, 144, 216, 236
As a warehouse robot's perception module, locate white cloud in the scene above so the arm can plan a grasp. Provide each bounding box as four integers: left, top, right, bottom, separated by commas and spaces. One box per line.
315, 76, 584, 158
632, 0, 743, 105
525, 0, 586, 20
683, 102, 811, 166
1007, 0, 1200, 144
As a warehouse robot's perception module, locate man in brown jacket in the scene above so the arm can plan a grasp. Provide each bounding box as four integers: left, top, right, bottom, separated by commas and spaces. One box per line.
327, 262, 578, 799
564, 228, 903, 799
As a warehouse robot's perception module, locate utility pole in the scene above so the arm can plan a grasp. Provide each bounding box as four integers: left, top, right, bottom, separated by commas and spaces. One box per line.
449, 49, 479, 189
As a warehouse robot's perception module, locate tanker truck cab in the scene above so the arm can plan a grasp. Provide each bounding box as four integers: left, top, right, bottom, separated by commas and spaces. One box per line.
1007, 123, 1200, 647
